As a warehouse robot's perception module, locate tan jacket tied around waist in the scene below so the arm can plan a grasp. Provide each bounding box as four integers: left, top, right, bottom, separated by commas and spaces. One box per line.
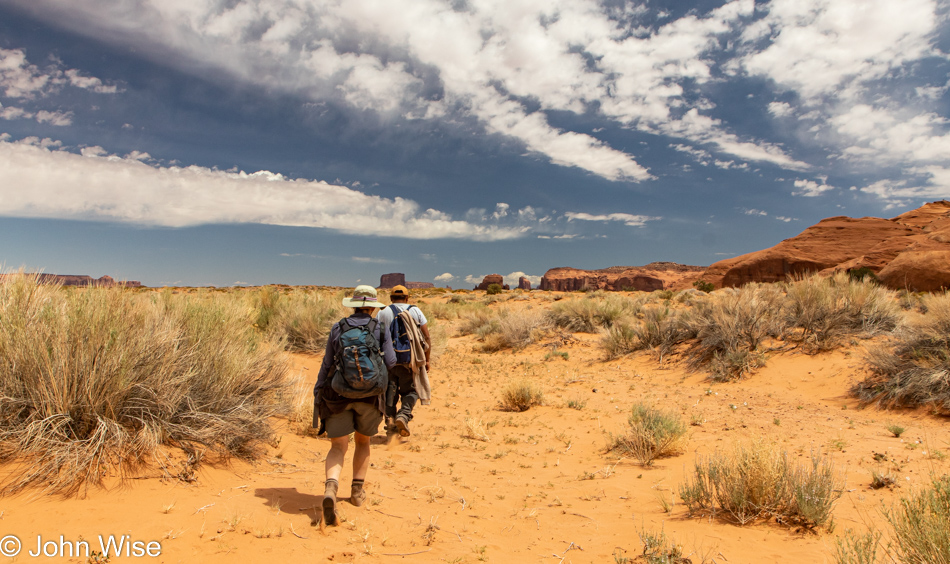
397, 309, 431, 405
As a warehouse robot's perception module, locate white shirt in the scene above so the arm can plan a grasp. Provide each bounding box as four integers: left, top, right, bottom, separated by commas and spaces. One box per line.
377, 302, 427, 332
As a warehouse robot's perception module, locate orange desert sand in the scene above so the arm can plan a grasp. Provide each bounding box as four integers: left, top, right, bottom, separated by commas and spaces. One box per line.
0, 291, 945, 564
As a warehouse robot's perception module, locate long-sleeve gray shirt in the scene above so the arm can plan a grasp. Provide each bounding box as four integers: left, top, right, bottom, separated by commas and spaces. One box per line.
314, 312, 396, 399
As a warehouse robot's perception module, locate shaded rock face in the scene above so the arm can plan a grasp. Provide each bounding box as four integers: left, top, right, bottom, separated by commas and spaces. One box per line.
474, 274, 509, 291
539, 262, 705, 292
378, 273, 407, 288
702, 200, 950, 291
518, 276, 532, 290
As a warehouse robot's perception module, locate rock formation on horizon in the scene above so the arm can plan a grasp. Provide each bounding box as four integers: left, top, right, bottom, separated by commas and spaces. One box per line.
474, 274, 509, 291
378, 273, 435, 290
702, 200, 950, 291
0, 273, 142, 287
518, 276, 532, 291
539, 262, 705, 292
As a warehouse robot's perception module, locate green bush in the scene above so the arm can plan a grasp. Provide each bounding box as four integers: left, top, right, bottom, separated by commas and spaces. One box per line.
693, 280, 715, 293
486, 283, 503, 295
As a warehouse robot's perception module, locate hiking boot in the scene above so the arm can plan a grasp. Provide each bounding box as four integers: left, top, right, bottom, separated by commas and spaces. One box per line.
350, 484, 366, 507
323, 482, 338, 526
395, 415, 410, 437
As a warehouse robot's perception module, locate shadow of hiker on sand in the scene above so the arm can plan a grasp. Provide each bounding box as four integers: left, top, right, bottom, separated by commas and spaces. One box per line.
254, 487, 325, 525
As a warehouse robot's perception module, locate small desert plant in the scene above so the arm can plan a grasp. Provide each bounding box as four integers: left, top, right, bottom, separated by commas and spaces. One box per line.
498, 380, 543, 412
265, 288, 342, 353
686, 283, 786, 381
606, 403, 687, 466
486, 283, 503, 295
476, 309, 550, 352
885, 475, 950, 563
601, 322, 640, 359
886, 424, 906, 438
854, 292, 950, 412
847, 267, 879, 284
870, 470, 895, 490
834, 529, 881, 564
678, 441, 842, 528
639, 528, 690, 564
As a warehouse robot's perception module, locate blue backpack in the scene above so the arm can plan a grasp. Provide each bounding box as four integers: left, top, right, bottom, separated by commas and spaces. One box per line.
388, 304, 416, 365
330, 318, 388, 399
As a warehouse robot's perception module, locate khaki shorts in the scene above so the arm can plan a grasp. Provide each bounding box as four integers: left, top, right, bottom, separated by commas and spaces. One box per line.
324, 402, 383, 438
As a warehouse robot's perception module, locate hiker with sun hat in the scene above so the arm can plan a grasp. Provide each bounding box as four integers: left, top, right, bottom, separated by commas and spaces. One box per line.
313, 284, 395, 526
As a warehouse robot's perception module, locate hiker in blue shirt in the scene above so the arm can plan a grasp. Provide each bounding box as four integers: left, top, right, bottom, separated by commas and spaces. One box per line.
377, 285, 430, 437
313, 285, 396, 526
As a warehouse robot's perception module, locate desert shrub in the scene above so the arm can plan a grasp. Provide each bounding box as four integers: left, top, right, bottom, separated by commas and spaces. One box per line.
678, 441, 841, 528
486, 283, 503, 295
601, 321, 639, 359
547, 294, 640, 333
253, 286, 282, 330
469, 309, 550, 352
854, 292, 950, 412
693, 280, 715, 293
685, 284, 787, 381
785, 273, 899, 352
498, 379, 543, 411
0, 274, 289, 494
606, 404, 687, 466
638, 528, 690, 564
847, 267, 880, 284
600, 306, 691, 362
265, 289, 342, 354
885, 475, 950, 563
834, 530, 881, 564
458, 308, 497, 336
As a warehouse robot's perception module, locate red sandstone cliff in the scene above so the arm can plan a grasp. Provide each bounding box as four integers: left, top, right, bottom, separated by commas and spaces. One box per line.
702, 200, 950, 291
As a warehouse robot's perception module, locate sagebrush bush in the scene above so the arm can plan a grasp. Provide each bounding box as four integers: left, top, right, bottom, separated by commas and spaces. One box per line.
785, 273, 899, 352
606, 404, 687, 466
264, 288, 343, 354
678, 441, 841, 528
547, 294, 640, 333
886, 475, 950, 563
834, 530, 881, 564
854, 292, 950, 412
686, 284, 786, 380
466, 309, 550, 352
0, 274, 289, 494
498, 379, 543, 412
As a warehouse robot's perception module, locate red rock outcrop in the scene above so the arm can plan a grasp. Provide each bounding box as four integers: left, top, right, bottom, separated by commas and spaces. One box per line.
518, 276, 532, 290
702, 200, 950, 291
474, 274, 509, 291
378, 273, 407, 288
540, 262, 705, 292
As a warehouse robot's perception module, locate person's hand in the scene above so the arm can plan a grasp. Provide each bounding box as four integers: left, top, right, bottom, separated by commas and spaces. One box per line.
425, 362, 430, 372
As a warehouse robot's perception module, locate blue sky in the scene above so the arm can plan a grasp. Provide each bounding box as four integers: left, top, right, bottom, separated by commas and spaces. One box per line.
1, 0, 948, 287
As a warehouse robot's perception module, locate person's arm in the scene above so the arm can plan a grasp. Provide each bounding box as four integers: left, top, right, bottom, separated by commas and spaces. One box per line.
420, 323, 431, 371
314, 323, 339, 394
380, 320, 397, 369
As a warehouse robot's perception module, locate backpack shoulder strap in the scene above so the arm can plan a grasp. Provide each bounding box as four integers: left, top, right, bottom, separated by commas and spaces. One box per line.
338, 318, 352, 332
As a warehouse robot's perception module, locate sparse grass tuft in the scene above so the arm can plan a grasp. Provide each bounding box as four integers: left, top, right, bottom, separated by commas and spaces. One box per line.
638, 528, 690, 564
678, 440, 842, 529
885, 475, 950, 563
834, 529, 881, 564
886, 424, 906, 438
547, 294, 640, 333
498, 380, 543, 412
606, 403, 687, 466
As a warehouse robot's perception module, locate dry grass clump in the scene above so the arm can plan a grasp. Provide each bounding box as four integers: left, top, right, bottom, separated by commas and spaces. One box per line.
785, 273, 899, 353
468, 309, 551, 352
678, 441, 842, 529
0, 274, 289, 495
260, 288, 343, 354
854, 292, 950, 412
606, 403, 688, 466
885, 475, 950, 563
547, 294, 640, 332
498, 379, 544, 412
638, 528, 691, 564
604, 306, 692, 362
685, 284, 787, 381
834, 530, 881, 564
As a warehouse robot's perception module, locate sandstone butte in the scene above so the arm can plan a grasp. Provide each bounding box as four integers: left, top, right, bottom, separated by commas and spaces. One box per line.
701, 199, 950, 291
539, 262, 705, 292
0, 273, 142, 287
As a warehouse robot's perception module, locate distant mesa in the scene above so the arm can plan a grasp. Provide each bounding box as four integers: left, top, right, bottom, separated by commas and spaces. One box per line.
378, 273, 434, 290
539, 262, 705, 292
518, 276, 532, 291
702, 200, 950, 292
474, 274, 509, 291
0, 273, 142, 287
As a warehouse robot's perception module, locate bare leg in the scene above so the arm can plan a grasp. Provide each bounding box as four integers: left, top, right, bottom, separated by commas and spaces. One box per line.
326, 435, 349, 481
323, 435, 349, 525
352, 432, 371, 480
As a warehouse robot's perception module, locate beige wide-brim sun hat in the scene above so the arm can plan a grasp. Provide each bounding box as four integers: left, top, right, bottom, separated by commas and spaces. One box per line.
342, 285, 382, 308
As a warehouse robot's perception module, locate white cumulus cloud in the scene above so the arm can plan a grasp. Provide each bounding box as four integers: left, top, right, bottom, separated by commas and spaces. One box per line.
564, 212, 660, 227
